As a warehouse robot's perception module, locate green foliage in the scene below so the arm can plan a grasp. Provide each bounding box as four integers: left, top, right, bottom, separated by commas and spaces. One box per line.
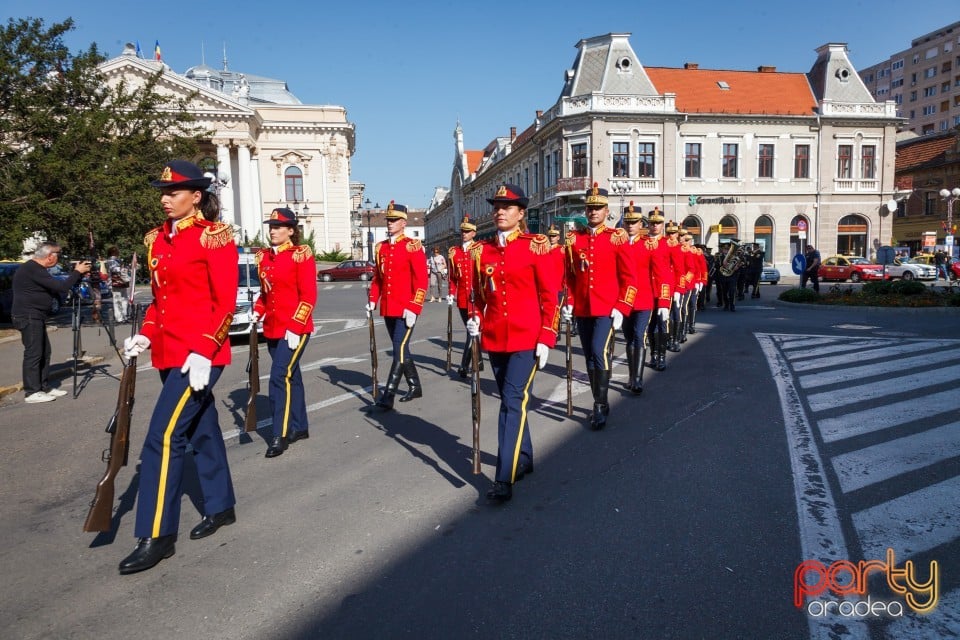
242, 230, 266, 249
302, 230, 317, 256
888, 279, 927, 296
861, 281, 893, 296
779, 287, 820, 302
0, 17, 204, 261
316, 249, 351, 262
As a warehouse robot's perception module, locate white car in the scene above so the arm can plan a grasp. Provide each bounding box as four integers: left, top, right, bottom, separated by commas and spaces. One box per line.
229, 249, 263, 336
882, 259, 936, 281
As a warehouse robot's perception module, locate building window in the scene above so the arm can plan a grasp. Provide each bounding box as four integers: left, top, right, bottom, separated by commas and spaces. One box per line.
544, 154, 553, 188
861, 145, 876, 179
533, 162, 539, 193
571, 142, 588, 178
684, 142, 701, 178
892, 59, 904, 70
923, 86, 937, 97
284, 166, 304, 202
923, 105, 937, 115
721, 143, 738, 178
837, 144, 853, 179
552, 150, 560, 182
612, 141, 629, 177
924, 192, 937, 215
925, 66, 937, 78
637, 142, 655, 177
523, 167, 530, 194
794, 144, 810, 179
758, 143, 774, 178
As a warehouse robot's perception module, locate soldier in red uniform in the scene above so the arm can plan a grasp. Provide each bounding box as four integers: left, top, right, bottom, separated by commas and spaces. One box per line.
366, 202, 428, 411
561, 183, 637, 429
644, 208, 673, 372
676, 227, 698, 345
465, 184, 560, 503
447, 215, 482, 378
253, 208, 317, 458
118, 161, 238, 574
664, 221, 686, 353
681, 233, 705, 336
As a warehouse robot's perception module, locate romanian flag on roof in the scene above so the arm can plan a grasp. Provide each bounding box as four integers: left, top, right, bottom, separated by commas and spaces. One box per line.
154, 40, 161, 61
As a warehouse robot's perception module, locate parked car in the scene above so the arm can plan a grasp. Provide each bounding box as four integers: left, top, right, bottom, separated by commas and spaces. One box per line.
759, 263, 780, 285
818, 255, 885, 282
318, 260, 375, 282
229, 250, 263, 337
884, 258, 936, 281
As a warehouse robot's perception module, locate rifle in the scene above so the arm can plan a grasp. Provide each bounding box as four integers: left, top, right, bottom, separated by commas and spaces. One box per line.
469, 290, 481, 474
445, 303, 453, 371
368, 286, 378, 401
244, 316, 259, 432
563, 289, 573, 417
83, 304, 141, 532
71, 287, 84, 399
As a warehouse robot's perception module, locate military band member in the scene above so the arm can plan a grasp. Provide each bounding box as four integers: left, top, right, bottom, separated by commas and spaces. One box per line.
447, 215, 482, 378
465, 184, 560, 503
679, 231, 702, 339
716, 239, 739, 311
366, 201, 428, 411
644, 208, 673, 371
119, 161, 238, 574
664, 221, 685, 353
562, 183, 637, 429
620, 202, 662, 393
253, 208, 317, 458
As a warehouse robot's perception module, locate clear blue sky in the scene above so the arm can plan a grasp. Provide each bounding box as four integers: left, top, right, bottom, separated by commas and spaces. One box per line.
6, 1, 959, 207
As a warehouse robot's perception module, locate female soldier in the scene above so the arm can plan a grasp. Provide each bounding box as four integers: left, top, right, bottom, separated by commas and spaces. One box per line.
253, 208, 317, 458
119, 161, 238, 574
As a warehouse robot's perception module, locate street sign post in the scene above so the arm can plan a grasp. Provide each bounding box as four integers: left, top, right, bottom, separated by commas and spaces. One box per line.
792, 253, 806, 275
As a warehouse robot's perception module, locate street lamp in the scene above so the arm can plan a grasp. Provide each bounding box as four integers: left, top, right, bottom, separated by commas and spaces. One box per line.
611, 180, 630, 226
939, 188, 960, 255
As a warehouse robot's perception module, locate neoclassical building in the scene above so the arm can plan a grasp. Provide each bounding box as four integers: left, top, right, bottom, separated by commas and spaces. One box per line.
98, 44, 355, 250
426, 34, 901, 270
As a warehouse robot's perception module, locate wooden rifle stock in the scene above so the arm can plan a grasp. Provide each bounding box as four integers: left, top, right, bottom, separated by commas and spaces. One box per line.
244, 324, 259, 432
445, 304, 453, 371
368, 309, 378, 401
83, 305, 141, 532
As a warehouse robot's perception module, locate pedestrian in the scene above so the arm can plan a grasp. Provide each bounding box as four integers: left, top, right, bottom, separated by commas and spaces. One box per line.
801, 244, 821, 292
465, 183, 560, 503
447, 215, 482, 378
934, 249, 948, 282
366, 201, 428, 411
118, 160, 238, 575
428, 246, 447, 301
562, 182, 637, 429
11, 243, 92, 403
105, 246, 130, 323
253, 207, 317, 458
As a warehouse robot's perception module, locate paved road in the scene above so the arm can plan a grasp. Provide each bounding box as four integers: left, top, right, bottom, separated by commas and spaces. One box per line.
0, 282, 957, 639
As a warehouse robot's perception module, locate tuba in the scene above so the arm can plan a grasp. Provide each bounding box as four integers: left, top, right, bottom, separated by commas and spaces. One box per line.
719, 240, 745, 277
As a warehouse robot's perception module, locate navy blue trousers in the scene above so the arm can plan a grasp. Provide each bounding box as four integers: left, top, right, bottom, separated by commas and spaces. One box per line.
135, 366, 236, 538
384, 316, 415, 366
576, 315, 616, 371
488, 350, 537, 483
267, 334, 310, 439
622, 309, 652, 349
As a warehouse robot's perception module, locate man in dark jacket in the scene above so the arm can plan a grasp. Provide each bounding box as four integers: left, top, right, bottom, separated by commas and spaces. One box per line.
11, 242, 91, 403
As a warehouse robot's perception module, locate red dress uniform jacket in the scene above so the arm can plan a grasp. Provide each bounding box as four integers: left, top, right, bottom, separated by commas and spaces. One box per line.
141, 212, 238, 369
448, 242, 479, 310
680, 244, 699, 290
549, 244, 568, 302
253, 242, 317, 339
564, 225, 637, 317
368, 234, 428, 317
624, 236, 662, 311
645, 235, 674, 306
696, 249, 708, 286
667, 236, 687, 293
472, 231, 561, 351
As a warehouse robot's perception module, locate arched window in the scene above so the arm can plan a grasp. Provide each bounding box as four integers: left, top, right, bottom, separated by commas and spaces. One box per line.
753, 215, 774, 263
284, 166, 303, 203
681, 215, 702, 244
718, 215, 739, 244
790, 214, 811, 256
837, 214, 869, 257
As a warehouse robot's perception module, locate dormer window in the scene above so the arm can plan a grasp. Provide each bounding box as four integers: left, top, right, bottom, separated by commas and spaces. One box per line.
616, 57, 632, 72
835, 67, 851, 82
717, 81, 730, 90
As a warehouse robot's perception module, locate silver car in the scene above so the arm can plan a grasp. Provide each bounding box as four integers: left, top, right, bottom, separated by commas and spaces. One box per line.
883, 259, 936, 281
759, 263, 780, 285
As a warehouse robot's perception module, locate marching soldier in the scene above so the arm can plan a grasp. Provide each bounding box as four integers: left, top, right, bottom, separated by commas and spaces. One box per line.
716, 239, 740, 311
447, 215, 482, 378
644, 208, 673, 371
366, 201, 428, 411
253, 208, 317, 458
547, 225, 574, 335
664, 221, 685, 353
678, 229, 699, 344
465, 184, 560, 503
562, 183, 637, 429
119, 161, 238, 574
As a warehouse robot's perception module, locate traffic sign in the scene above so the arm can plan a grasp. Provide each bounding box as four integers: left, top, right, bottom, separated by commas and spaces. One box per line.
792, 253, 806, 275
797, 220, 808, 231
877, 246, 896, 265
798, 230, 807, 240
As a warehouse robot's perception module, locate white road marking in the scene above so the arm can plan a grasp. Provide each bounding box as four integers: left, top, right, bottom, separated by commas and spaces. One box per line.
818, 388, 960, 443
882, 585, 960, 638
799, 351, 960, 390
791, 340, 948, 372
806, 364, 960, 412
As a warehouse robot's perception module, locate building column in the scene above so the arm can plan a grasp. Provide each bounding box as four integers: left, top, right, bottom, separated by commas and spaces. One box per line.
215, 143, 236, 228
236, 142, 255, 242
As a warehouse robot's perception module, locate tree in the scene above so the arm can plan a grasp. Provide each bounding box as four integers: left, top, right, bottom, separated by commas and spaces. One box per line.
0, 17, 203, 261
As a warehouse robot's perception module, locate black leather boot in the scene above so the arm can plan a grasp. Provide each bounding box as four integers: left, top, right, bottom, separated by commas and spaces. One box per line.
667, 321, 681, 352
457, 341, 472, 378
118, 535, 176, 575
265, 436, 287, 458
399, 360, 422, 402
655, 334, 667, 372
635, 346, 646, 393
369, 361, 402, 411
625, 344, 636, 392
591, 369, 611, 430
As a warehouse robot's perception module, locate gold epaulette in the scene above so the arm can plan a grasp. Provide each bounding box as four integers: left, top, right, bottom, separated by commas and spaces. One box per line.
254, 248, 267, 265
200, 222, 234, 250
292, 245, 313, 263
681, 244, 691, 253
565, 230, 576, 247
610, 228, 628, 246
406, 238, 423, 252
448, 246, 457, 260
470, 243, 484, 261
666, 237, 679, 247
143, 227, 161, 248
528, 233, 549, 255
644, 237, 659, 251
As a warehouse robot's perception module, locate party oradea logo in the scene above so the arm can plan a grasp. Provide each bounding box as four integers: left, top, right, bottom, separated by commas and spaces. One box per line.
794, 548, 939, 618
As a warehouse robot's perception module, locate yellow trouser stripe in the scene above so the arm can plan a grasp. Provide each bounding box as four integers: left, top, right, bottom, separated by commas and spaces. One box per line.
602, 325, 615, 370
280, 335, 307, 437
152, 386, 192, 537
398, 325, 412, 364
509, 361, 539, 482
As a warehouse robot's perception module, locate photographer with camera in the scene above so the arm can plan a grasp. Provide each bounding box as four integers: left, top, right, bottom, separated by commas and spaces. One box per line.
105, 246, 130, 322
11, 242, 91, 403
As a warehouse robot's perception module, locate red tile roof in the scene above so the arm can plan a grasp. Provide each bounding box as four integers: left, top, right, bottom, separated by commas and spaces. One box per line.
465, 150, 483, 175
644, 67, 817, 116
895, 132, 959, 171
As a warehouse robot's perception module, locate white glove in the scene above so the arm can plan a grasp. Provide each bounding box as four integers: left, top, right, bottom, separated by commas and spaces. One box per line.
250, 310, 260, 323
657, 307, 670, 322
561, 305, 573, 322
402, 309, 417, 328
695, 282, 703, 293
123, 334, 150, 357
180, 352, 212, 391
446, 294, 455, 306
285, 329, 300, 350
610, 309, 624, 331
672, 292, 681, 305
466, 315, 481, 337
535, 343, 549, 370
365, 301, 376, 315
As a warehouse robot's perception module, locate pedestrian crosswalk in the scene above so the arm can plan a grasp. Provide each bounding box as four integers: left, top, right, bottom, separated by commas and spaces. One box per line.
757, 333, 960, 640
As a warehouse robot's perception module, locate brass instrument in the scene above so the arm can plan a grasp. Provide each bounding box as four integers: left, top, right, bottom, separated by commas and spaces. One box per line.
719, 240, 745, 277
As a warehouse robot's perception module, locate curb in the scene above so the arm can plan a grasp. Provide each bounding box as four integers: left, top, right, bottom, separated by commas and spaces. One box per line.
0, 355, 106, 400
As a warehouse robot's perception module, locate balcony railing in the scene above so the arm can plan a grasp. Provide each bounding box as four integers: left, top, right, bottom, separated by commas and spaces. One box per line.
834, 179, 879, 191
